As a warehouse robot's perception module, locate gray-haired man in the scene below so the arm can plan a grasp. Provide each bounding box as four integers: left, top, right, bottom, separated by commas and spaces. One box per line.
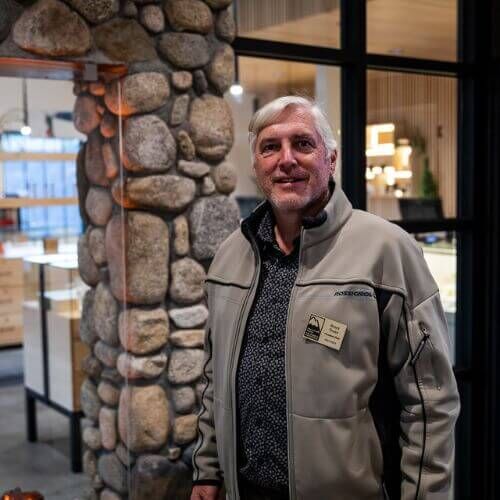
190, 96, 459, 500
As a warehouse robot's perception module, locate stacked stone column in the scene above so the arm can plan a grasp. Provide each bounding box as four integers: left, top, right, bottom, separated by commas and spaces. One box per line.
70, 1, 238, 499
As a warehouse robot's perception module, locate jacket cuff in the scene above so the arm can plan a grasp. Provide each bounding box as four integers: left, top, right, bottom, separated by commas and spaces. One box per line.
192, 479, 222, 487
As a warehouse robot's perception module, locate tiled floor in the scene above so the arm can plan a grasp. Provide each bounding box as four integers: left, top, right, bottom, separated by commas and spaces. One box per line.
0, 348, 90, 499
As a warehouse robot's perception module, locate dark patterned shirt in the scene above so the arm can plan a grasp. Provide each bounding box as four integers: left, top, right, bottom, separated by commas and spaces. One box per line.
236, 209, 299, 494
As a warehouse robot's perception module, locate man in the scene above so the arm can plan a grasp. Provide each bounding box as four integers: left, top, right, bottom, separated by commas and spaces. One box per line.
190, 96, 459, 500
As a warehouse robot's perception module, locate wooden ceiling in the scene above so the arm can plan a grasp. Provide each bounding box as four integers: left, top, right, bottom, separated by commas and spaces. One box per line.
238, 0, 457, 99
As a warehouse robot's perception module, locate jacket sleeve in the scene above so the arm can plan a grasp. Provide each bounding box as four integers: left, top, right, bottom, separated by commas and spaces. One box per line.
191, 322, 223, 486
382, 277, 460, 498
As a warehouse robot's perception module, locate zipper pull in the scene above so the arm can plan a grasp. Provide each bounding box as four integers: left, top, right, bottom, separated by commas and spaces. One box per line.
410, 323, 430, 365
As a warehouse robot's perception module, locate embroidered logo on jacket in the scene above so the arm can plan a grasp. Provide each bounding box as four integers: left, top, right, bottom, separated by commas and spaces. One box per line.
333, 289, 375, 298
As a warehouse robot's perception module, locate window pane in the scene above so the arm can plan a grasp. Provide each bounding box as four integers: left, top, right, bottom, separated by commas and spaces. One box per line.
228, 57, 341, 217
367, 0, 457, 61
366, 71, 457, 220
236, 0, 340, 48
414, 231, 456, 365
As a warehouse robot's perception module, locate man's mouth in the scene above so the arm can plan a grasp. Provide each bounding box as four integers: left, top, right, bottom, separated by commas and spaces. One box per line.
274, 177, 307, 184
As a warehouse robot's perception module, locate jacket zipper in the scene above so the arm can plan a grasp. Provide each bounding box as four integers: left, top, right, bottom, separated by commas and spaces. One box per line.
285, 228, 304, 500
228, 238, 261, 500
410, 323, 430, 365
406, 313, 428, 500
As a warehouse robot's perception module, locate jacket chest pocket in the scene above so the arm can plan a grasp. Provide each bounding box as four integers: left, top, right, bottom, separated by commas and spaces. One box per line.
207, 281, 248, 408
289, 283, 381, 419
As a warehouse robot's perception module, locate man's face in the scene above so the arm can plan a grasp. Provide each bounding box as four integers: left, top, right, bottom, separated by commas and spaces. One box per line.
253, 106, 337, 214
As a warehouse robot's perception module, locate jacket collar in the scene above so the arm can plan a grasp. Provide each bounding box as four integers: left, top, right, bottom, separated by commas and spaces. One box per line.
241, 178, 353, 250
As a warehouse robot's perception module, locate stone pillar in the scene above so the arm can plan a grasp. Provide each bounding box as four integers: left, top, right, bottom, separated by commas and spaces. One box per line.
77, 5, 239, 500
2, 0, 238, 498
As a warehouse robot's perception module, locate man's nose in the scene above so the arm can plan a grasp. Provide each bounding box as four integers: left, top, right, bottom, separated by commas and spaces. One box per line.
277, 142, 297, 169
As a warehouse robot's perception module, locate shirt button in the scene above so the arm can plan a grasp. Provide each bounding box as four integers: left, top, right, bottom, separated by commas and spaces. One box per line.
255, 376, 262, 385
256, 417, 263, 427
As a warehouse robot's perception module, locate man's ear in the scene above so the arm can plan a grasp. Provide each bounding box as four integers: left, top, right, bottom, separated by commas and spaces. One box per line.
330, 149, 338, 175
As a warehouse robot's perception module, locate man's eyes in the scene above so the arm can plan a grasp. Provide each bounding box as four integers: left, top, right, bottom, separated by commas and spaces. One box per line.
296, 139, 314, 149
260, 140, 315, 153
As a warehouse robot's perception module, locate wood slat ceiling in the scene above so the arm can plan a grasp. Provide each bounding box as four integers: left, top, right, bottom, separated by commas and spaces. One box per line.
239, 0, 457, 96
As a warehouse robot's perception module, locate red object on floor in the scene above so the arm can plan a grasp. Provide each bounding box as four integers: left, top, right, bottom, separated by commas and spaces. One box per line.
1, 488, 44, 500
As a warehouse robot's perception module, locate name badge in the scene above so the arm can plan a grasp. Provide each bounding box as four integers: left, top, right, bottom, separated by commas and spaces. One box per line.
303, 313, 347, 351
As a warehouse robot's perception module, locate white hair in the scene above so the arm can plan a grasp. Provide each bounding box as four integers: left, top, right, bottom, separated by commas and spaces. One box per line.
248, 96, 337, 158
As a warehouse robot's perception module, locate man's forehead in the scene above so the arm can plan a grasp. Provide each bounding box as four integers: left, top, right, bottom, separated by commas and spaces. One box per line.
257, 108, 317, 140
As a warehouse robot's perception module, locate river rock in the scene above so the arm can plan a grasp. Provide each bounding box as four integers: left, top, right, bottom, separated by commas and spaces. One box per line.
101, 368, 123, 386
168, 447, 182, 461
94, 340, 120, 368
216, 8, 235, 42
80, 288, 96, 345
13, 0, 91, 57
117, 352, 167, 379
118, 385, 169, 453
189, 95, 234, 161
140, 4, 165, 32
93, 283, 119, 346
77, 144, 90, 225
190, 195, 240, 259
207, 44, 234, 94
100, 112, 117, 138
173, 215, 189, 257
165, 0, 213, 34
100, 490, 121, 500
88, 227, 107, 266
212, 160, 237, 194
131, 455, 190, 499
67, 0, 119, 24
82, 355, 103, 380
177, 160, 210, 178
193, 69, 208, 95
123, 0, 137, 17
85, 187, 113, 227
83, 449, 97, 477
158, 33, 210, 69
173, 414, 198, 445
204, 0, 231, 8
98, 453, 127, 494
123, 115, 176, 173
83, 426, 101, 451
201, 175, 216, 195
177, 130, 196, 160
171, 386, 196, 414
106, 211, 169, 304
170, 258, 206, 305
81, 379, 101, 421
105, 72, 169, 116
115, 442, 133, 467
170, 329, 205, 348
99, 407, 117, 451
171, 71, 192, 91
118, 307, 169, 355
93, 18, 157, 63
123, 174, 196, 212
97, 381, 120, 407
167, 349, 204, 384
170, 94, 190, 126
85, 131, 109, 187
101, 142, 119, 180
74, 94, 100, 134
89, 81, 105, 96
169, 304, 209, 328
78, 232, 100, 286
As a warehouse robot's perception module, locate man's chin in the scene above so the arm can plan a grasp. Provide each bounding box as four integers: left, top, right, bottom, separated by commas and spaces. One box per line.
270, 195, 310, 213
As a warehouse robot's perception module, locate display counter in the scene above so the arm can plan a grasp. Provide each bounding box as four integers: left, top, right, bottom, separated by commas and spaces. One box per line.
22, 253, 88, 472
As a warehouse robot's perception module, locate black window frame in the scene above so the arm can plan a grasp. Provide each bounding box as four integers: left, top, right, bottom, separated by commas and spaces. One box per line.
233, 1, 500, 498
